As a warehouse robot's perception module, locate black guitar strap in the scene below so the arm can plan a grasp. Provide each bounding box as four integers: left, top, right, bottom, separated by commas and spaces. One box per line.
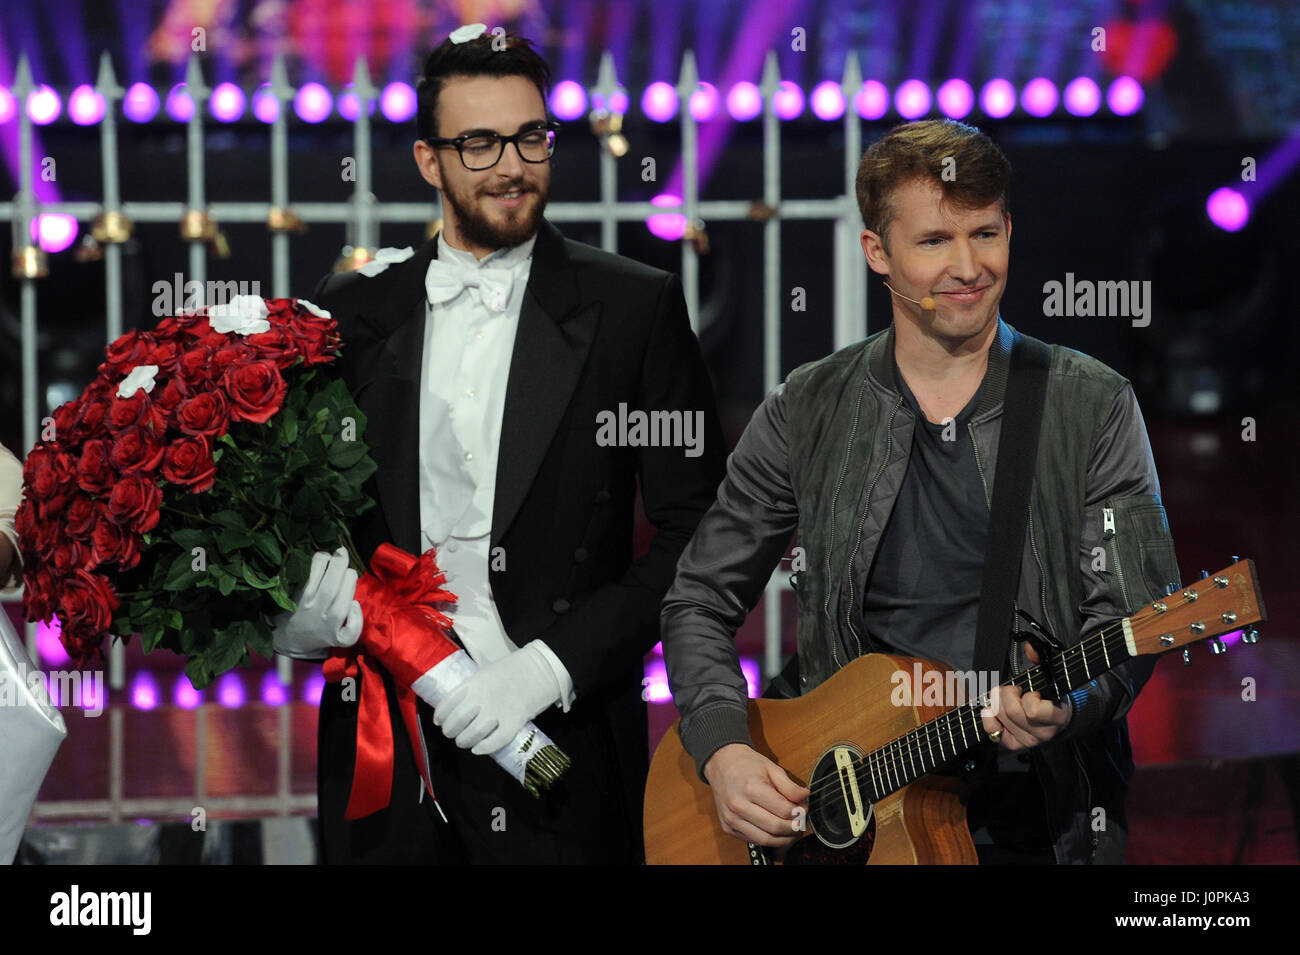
972, 333, 1053, 677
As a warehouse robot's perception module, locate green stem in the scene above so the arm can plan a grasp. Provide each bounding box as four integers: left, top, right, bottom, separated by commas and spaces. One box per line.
160, 504, 218, 524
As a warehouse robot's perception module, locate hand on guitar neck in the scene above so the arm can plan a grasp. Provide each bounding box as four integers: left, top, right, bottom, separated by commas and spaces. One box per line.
979, 641, 1074, 749
703, 743, 811, 848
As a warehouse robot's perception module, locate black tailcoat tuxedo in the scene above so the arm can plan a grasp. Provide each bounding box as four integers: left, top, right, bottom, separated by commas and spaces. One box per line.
310, 220, 725, 863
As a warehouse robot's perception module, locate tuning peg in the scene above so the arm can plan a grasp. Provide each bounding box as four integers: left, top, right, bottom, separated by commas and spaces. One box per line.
1209, 638, 1226, 655
1182, 648, 1192, 666
1242, 627, 1260, 645
1199, 570, 1209, 579
1163, 582, 1178, 596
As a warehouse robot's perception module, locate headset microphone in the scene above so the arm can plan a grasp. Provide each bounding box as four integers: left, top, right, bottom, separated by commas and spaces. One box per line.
882, 281, 936, 311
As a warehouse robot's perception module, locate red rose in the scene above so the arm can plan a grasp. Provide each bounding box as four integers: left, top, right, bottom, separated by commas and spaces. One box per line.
90, 519, 141, 570
76, 440, 115, 495
154, 377, 189, 415
175, 391, 229, 439
108, 392, 154, 430
21, 565, 57, 624
162, 435, 217, 492
109, 424, 165, 473
13, 497, 39, 545
49, 538, 85, 577
105, 471, 162, 533
99, 330, 149, 375
146, 339, 182, 375
178, 345, 215, 384
222, 360, 287, 424
245, 326, 301, 368
63, 495, 99, 538
57, 569, 120, 650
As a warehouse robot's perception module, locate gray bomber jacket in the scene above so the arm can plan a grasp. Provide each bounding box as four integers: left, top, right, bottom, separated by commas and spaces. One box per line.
661, 318, 1181, 864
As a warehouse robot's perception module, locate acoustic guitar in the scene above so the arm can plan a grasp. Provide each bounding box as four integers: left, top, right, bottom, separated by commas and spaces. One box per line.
644, 559, 1266, 864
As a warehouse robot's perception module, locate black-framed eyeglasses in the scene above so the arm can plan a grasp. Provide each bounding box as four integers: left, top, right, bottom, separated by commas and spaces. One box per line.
424, 122, 560, 171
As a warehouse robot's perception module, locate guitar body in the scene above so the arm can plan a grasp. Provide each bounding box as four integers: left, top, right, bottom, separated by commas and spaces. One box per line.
644, 653, 980, 865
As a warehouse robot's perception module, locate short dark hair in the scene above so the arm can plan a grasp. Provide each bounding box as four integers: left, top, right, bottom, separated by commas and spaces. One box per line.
416, 30, 552, 141
855, 119, 1011, 253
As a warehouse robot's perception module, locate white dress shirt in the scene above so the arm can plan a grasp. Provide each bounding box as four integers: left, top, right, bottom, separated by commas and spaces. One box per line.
416, 233, 575, 710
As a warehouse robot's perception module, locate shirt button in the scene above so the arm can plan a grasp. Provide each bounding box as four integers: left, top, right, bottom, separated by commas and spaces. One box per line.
552, 598, 570, 614
573, 548, 588, 563
475, 330, 484, 340
464, 452, 473, 462
465, 387, 476, 398
594, 490, 611, 504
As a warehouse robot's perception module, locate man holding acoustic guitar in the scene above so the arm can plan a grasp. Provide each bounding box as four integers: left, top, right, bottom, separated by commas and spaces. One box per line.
659, 119, 1183, 864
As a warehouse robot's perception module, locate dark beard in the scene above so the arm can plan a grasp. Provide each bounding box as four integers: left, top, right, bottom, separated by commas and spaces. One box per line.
441, 177, 549, 251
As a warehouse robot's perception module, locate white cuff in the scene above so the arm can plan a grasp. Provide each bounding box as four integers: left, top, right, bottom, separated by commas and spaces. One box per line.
530, 639, 576, 712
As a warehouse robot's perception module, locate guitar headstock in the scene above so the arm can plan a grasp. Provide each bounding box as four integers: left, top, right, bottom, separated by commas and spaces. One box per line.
1127, 559, 1266, 657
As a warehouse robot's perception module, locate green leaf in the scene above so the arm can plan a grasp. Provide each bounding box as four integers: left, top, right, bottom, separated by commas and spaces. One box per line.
244, 618, 275, 659
209, 625, 248, 674
241, 563, 277, 590
170, 528, 208, 551
278, 406, 299, 444
211, 509, 248, 530
268, 583, 296, 613
252, 531, 282, 566
217, 571, 238, 596
327, 438, 368, 469
163, 551, 202, 591
185, 653, 214, 691
217, 524, 253, 554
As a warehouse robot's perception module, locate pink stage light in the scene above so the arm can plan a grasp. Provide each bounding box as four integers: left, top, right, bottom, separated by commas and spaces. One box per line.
217, 671, 246, 707
810, 80, 845, 120
689, 82, 720, 121
771, 81, 804, 120
854, 80, 890, 119
0, 87, 15, 124
27, 85, 61, 124
1107, 76, 1144, 116
123, 82, 159, 122
1063, 77, 1101, 117
130, 672, 159, 711
1206, 187, 1249, 232
303, 671, 325, 705
1021, 77, 1059, 117
894, 79, 932, 119
725, 81, 762, 121
980, 78, 1016, 118
337, 83, 376, 121
641, 81, 678, 122
646, 193, 686, 241
165, 83, 194, 122
294, 82, 333, 123
550, 80, 588, 121
209, 81, 246, 122
379, 81, 417, 122
642, 658, 672, 703
174, 675, 201, 708
740, 658, 760, 699
31, 213, 79, 254
261, 670, 289, 706
68, 84, 106, 125
937, 79, 974, 119
36, 618, 70, 666
608, 88, 629, 114
251, 84, 279, 123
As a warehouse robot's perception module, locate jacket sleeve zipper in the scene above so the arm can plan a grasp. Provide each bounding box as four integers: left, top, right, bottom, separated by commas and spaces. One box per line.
1102, 505, 1133, 612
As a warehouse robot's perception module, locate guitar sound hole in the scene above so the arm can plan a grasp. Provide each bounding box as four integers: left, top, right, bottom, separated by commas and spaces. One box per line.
806, 745, 876, 854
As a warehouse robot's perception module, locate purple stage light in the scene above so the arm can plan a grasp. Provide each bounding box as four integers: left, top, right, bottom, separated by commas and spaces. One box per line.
0, 87, 14, 124
689, 82, 720, 121
337, 84, 377, 121
651, 641, 663, 656
123, 83, 160, 122
303, 671, 325, 705
608, 88, 629, 114
810, 80, 845, 120
209, 81, 246, 122
1107, 76, 1144, 116
130, 672, 159, 711
68, 84, 105, 125
251, 84, 279, 123
646, 193, 686, 241
32, 213, 79, 254
642, 658, 672, 703
36, 618, 70, 666
261, 670, 289, 706
174, 675, 201, 709
27, 85, 61, 125
725, 81, 762, 121
980, 78, 1016, 118
1021, 77, 1059, 117
294, 82, 333, 123
379, 81, 417, 122
217, 671, 246, 707
550, 80, 588, 121
1063, 77, 1101, 117
895, 79, 932, 120
165, 83, 194, 122
1206, 187, 1249, 232
739, 658, 760, 699
937, 79, 974, 119
641, 81, 678, 122
854, 80, 890, 119
771, 81, 804, 120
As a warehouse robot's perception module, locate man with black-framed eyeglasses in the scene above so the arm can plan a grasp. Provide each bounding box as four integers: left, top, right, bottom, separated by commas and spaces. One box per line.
303, 24, 725, 865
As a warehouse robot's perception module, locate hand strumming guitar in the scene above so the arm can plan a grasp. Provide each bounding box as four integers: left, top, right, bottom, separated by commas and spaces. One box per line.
979, 641, 1074, 750
703, 743, 811, 848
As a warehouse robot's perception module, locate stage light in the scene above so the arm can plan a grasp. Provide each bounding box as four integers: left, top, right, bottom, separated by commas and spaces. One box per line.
1021, 77, 1059, 117
165, 83, 194, 122
0, 87, 14, 124
32, 213, 79, 254
937, 79, 974, 119
68, 84, 105, 125
771, 81, 804, 120
980, 78, 1016, 118
303, 671, 325, 705
337, 83, 376, 121
251, 83, 279, 123
217, 671, 246, 707
1206, 187, 1249, 232
36, 618, 70, 666
379, 81, 417, 122
689, 81, 720, 121
550, 80, 588, 121
130, 672, 159, 711
209, 81, 246, 122
641, 81, 678, 122
895, 79, 932, 119
123, 82, 159, 122
27, 84, 61, 125
646, 193, 686, 240
608, 88, 629, 114
641, 658, 672, 703
294, 82, 333, 123
173, 675, 201, 708
740, 658, 760, 698
1107, 76, 1144, 115
725, 81, 762, 121
1063, 77, 1101, 117
854, 80, 890, 119
810, 80, 845, 120
651, 641, 663, 656
261, 670, 289, 706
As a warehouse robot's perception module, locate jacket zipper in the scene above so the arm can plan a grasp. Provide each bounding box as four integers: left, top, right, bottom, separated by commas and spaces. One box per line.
1102, 505, 1133, 611
823, 376, 872, 670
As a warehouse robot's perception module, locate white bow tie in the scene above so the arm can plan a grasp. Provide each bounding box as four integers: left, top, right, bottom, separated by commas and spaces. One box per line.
425, 258, 515, 313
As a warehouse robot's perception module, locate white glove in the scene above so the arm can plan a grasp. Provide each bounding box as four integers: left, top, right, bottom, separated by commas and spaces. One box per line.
270, 547, 363, 660
433, 643, 563, 755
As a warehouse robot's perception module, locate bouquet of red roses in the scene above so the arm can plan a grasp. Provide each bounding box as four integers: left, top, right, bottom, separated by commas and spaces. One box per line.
16, 295, 568, 814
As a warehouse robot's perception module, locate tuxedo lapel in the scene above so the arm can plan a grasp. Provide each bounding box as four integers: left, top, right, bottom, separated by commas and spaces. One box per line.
492, 220, 599, 543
